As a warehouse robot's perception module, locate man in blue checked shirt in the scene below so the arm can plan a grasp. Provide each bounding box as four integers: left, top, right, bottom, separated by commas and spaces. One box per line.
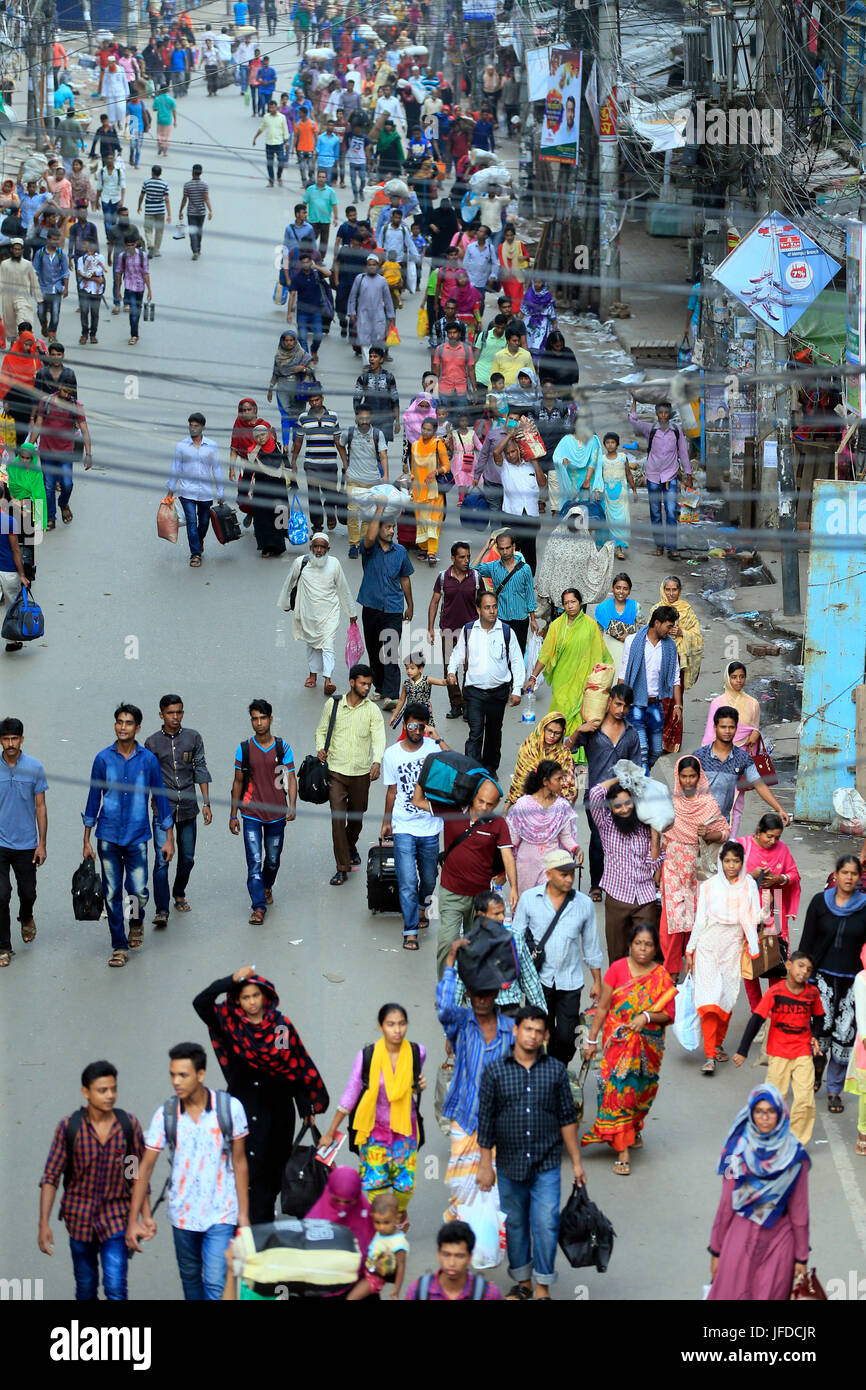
82, 703, 175, 967
32, 231, 69, 340
472, 528, 539, 654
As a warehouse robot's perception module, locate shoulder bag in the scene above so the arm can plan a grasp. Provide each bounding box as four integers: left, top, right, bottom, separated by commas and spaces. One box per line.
525, 889, 576, 971
297, 696, 340, 804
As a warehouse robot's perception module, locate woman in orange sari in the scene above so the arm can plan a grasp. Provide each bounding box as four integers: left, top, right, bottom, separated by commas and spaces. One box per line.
581, 922, 677, 1175
409, 416, 449, 564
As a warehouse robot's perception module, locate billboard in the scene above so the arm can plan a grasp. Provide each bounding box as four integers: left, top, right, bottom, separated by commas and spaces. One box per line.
540, 51, 583, 165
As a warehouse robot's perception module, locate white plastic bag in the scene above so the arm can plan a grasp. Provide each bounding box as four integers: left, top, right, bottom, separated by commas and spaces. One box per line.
172, 221, 187, 241
524, 629, 542, 682
673, 974, 701, 1052
613, 759, 675, 832
830, 785, 866, 836
456, 1188, 505, 1271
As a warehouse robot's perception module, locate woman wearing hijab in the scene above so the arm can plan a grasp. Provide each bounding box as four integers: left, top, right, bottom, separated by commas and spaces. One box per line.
306, 1168, 374, 1295
409, 415, 448, 563
738, 813, 801, 1012
229, 397, 270, 522
707, 1084, 810, 1300
552, 425, 604, 517
702, 660, 763, 833
0, 331, 39, 446
535, 329, 580, 393
660, 756, 728, 979
534, 506, 616, 625
193, 965, 329, 1226
248, 423, 290, 558
507, 760, 581, 895
800, 853, 866, 1112
317, 1002, 426, 1228
68, 158, 96, 210
506, 366, 540, 417
5, 441, 47, 537
522, 277, 558, 356
376, 118, 405, 176
658, 574, 704, 753
506, 710, 578, 808
686, 841, 761, 1075
266, 329, 313, 448
427, 196, 460, 267
525, 587, 613, 738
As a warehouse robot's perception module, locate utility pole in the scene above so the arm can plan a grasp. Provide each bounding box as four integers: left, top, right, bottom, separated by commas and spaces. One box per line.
597, 0, 619, 319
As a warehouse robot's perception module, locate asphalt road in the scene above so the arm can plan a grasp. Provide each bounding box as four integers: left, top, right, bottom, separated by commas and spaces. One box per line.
2, 49, 865, 1304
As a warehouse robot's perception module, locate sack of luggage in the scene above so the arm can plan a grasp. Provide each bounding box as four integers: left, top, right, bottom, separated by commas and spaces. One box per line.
456, 914, 519, 994
558, 1182, 616, 1272
1, 586, 44, 641
157, 496, 179, 542
366, 838, 400, 914
209, 500, 242, 544
280, 1119, 328, 1217
418, 749, 501, 808
71, 858, 104, 921
229, 1218, 360, 1298
297, 696, 339, 804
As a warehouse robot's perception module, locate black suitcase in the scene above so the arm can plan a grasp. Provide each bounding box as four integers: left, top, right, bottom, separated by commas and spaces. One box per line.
366, 841, 400, 914
209, 501, 242, 544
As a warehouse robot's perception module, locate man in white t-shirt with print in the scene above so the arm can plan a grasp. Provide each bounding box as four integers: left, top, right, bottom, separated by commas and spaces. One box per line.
126, 1041, 249, 1300
381, 706, 449, 951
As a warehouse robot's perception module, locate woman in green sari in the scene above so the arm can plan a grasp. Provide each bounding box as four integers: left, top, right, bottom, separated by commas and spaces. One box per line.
523, 587, 613, 744
6, 442, 46, 535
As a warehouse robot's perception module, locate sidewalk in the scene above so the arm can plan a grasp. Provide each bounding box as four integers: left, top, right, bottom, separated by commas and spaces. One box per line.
610, 217, 692, 362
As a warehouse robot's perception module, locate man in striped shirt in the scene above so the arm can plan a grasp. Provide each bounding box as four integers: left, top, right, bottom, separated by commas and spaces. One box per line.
291, 384, 347, 534
179, 164, 212, 261
136, 164, 171, 257
589, 777, 662, 964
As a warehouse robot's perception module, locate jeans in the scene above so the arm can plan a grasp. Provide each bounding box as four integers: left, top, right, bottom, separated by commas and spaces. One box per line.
178, 495, 212, 557
0, 845, 38, 952
238, 62, 249, 93
350, 164, 366, 199
153, 816, 197, 912
97, 839, 149, 951
39, 291, 62, 333
296, 308, 323, 355
627, 700, 666, 771
79, 292, 100, 336
265, 142, 286, 183
127, 288, 144, 337
102, 200, 119, 239
646, 477, 678, 551
129, 129, 143, 166
392, 832, 440, 934
242, 816, 286, 910
463, 681, 511, 777
498, 1166, 561, 1286
41, 453, 74, 521
298, 150, 314, 184
69, 1233, 129, 1300
585, 804, 604, 891
541, 985, 582, 1065
361, 606, 403, 699
171, 1223, 235, 1300
188, 214, 205, 255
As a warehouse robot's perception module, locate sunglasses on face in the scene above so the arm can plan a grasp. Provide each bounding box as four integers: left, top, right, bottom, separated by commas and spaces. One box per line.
405, 722, 425, 732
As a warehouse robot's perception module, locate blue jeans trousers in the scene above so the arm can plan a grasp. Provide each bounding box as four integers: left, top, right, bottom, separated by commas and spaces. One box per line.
392, 832, 440, 935
498, 1166, 561, 1286
69, 1232, 129, 1300
350, 164, 366, 199
171, 1222, 235, 1300
153, 816, 197, 913
178, 495, 212, 557
41, 453, 74, 520
646, 477, 678, 551
296, 308, 323, 355
97, 839, 149, 950
242, 816, 286, 910
627, 701, 666, 771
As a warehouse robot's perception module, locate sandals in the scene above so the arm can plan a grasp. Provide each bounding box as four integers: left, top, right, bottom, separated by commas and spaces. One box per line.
701, 1058, 716, 1075
653, 546, 664, 556
108, 949, 128, 967
128, 336, 138, 345
403, 934, 419, 950
249, 908, 266, 925
631, 1135, 643, 1150
173, 898, 191, 912
128, 921, 144, 950
613, 1159, 630, 1175
61, 508, 73, 524
715, 1050, 730, 1063
264, 888, 273, 905
189, 555, 202, 567
505, 1284, 533, 1300
153, 910, 169, 929
20, 919, 36, 943
418, 912, 429, 930
304, 674, 317, 688
323, 680, 337, 696
856, 1135, 866, 1156
828, 1094, 844, 1113
0, 950, 13, 966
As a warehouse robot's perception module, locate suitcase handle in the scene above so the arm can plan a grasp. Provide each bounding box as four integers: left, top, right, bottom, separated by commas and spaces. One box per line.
379, 834, 393, 844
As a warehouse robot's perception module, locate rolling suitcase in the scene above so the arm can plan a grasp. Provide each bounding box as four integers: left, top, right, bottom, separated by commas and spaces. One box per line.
209, 500, 242, 544
366, 839, 400, 914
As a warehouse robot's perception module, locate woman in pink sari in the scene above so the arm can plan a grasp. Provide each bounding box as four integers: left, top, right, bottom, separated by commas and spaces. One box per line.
702, 661, 761, 834
507, 760, 581, 895
452, 270, 482, 342
660, 756, 728, 980
738, 813, 801, 1010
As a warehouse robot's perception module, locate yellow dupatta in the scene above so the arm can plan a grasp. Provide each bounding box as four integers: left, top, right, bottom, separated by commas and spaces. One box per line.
659, 581, 704, 690
352, 1038, 414, 1148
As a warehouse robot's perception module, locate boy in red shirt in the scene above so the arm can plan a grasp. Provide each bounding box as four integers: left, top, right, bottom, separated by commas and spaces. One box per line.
733, 951, 824, 1142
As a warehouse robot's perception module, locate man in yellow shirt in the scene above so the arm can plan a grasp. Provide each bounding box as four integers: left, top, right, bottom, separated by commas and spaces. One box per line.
491, 331, 534, 387
316, 663, 385, 885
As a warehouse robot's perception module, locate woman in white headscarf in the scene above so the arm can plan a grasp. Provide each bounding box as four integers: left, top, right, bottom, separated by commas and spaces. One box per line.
278, 532, 357, 696
686, 841, 761, 1077
534, 505, 615, 625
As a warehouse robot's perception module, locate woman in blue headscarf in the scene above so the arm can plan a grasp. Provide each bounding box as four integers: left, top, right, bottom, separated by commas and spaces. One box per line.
707, 1084, 810, 1300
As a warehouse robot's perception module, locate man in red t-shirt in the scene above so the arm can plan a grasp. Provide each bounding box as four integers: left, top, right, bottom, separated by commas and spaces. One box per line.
733, 951, 824, 1142
413, 774, 516, 975
427, 540, 483, 720
229, 698, 297, 925
30, 382, 92, 528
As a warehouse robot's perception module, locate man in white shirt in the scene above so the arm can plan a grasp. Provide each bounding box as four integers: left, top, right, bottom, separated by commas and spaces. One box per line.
461, 223, 500, 296
381, 708, 448, 949
447, 591, 525, 777
235, 38, 256, 94
619, 605, 682, 771
374, 82, 407, 137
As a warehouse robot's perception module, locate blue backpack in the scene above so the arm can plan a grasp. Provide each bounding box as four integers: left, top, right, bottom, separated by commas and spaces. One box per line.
417, 749, 502, 807
1, 587, 45, 642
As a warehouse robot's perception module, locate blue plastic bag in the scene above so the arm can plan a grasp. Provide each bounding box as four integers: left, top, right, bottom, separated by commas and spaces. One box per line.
287, 494, 309, 547
459, 485, 490, 530
672, 973, 700, 1052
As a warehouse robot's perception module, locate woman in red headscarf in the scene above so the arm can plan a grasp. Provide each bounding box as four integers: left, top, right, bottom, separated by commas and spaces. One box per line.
229, 397, 270, 520
0, 330, 39, 446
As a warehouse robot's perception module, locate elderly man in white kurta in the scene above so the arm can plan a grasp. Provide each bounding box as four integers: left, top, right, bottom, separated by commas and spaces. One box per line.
99, 57, 130, 126
278, 532, 357, 695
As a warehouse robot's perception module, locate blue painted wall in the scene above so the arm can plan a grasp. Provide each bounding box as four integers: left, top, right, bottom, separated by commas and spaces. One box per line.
795, 479, 866, 822
57, 0, 124, 32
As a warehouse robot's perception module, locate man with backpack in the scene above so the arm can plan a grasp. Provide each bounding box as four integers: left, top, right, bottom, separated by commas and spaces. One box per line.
428, 541, 484, 719
473, 528, 538, 655
316, 661, 384, 886
39, 1059, 148, 1299
126, 1042, 249, 1300
627, 396, 692, 559
404, 1221, 503, 1299
446, 589, 525, 778
381, 704, 448, 948
341, 405, 390, 559
229, 699, 296, 925
432, 321, 477, 406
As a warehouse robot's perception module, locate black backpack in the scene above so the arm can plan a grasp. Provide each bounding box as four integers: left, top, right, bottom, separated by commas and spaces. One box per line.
152, 1090, 234, 1215
71, 858, 104, 921
347, 1043, 425, 1155
455, 915, 519, 994
64, 1107, 135, 1191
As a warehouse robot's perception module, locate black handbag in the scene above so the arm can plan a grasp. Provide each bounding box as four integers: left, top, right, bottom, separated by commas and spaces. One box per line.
71, 858, 104, 921
279, 1119, 327, 1217
558, 1182, 616, 1271
525, 889, 575, 971
297, 695, 339, 804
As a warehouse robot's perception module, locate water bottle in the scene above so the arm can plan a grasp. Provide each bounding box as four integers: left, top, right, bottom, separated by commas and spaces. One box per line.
522, 688, 536, 723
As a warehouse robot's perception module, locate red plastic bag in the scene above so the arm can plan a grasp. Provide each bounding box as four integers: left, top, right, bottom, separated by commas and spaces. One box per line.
517, 415, 545, 461
157, 496, 178, 543
345, 618, 365, 668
